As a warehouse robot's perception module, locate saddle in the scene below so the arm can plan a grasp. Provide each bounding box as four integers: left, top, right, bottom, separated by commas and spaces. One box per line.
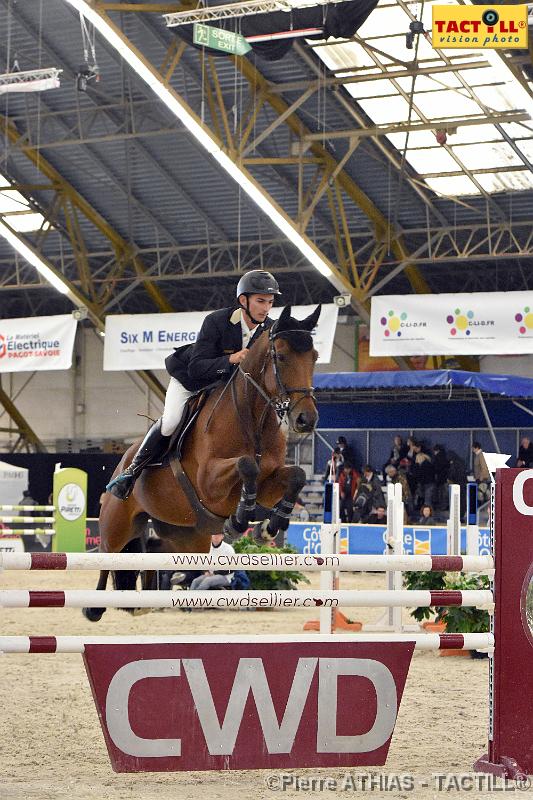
164, 388, 211, 464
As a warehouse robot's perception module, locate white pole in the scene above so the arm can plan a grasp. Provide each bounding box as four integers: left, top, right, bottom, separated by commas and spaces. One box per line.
447, 484, 461, 555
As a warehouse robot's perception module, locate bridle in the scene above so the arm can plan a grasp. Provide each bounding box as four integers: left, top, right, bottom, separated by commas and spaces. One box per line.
235, 327, 317, 462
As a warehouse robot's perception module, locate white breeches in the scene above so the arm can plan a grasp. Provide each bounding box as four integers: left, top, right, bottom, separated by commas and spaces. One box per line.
161, 378, 194, 436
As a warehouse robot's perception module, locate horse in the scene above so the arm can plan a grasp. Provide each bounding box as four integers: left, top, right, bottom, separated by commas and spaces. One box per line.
83, 305, 320, 621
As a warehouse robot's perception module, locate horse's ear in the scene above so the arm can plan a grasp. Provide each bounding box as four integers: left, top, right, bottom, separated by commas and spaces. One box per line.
275, 305, 292, 330
302, 304, 321, 331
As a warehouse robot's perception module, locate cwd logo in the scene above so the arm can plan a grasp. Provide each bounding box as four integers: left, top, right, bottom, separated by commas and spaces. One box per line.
84, 641, 414, 772
515, 307, 533, 335
380, 310, 406, 338
446, 308, 474, 336
0, 334, 6, 359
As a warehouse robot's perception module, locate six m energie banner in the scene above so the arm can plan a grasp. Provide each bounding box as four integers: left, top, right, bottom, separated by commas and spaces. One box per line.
103, 304, 339, 370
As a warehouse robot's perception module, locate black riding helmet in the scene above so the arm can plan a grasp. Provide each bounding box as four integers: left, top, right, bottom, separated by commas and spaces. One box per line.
236, 270, 281, 325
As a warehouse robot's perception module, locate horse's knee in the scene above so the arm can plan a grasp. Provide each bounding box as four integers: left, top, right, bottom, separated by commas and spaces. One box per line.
287, 466, 306, 496
237, 456, 259, 483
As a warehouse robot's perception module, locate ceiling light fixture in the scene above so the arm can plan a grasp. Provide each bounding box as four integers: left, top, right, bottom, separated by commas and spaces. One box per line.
64, 0, 335, 281
0, 218, 70, 295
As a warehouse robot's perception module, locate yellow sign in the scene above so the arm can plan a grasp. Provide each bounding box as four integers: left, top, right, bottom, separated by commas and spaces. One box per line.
432, 5, 528, 48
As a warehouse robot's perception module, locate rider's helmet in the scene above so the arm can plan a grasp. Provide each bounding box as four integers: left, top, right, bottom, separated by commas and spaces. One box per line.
236, 270, 281, 298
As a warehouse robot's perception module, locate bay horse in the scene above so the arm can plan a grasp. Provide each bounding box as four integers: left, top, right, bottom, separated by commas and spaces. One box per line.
84, 305, 320, 621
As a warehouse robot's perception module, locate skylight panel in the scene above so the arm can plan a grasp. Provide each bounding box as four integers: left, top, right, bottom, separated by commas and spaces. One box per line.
475, 171, 533, 192
405, 147, 461, 174
358, 96, 420, 125
451, 142, 524, 170
425, 174, 479, 195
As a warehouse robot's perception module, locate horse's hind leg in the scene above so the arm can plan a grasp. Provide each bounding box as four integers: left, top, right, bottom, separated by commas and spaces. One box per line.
82, 570, 109, 622
222, 456, 259, 539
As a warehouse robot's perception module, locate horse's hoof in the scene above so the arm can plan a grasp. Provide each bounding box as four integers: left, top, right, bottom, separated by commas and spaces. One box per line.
251, 520, 276, 543
223, 515, 246, 541
131, 607, 151, 617
83, 607, 105, 622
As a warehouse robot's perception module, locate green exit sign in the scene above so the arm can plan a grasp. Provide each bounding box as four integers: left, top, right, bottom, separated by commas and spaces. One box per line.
193, 23, 252, 56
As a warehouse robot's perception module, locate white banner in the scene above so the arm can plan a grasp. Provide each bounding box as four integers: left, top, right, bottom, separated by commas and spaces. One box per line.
0, 315, 77, 372
370, 291, 533, 357
103, 304, 338, 371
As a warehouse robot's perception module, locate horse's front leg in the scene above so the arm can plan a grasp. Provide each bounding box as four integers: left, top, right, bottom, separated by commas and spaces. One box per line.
197, 455, 259, 540
222, 456, 260, 539
256, 465, 307, 542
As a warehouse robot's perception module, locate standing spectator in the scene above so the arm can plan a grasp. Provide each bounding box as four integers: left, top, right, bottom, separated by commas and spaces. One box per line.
412, 452, 435, 512
517, 436, 533, 468
336, 436, 356, 468
323, 446, 343, 482
385, 435, 409, 470
338, 463, 360, 523
432, 444, 449, 511
365, 505, 387, 525
447, 449, 468, 516
472, 442, 490, 502
384, 464, 412, 517
190, 532, 236, 591
352, 465, 385, 522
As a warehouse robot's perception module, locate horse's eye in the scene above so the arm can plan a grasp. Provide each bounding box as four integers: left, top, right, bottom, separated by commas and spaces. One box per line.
277, 353, 286, 363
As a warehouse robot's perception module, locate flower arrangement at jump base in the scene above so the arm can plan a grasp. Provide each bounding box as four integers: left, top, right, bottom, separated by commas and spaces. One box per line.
232, 537, 309, 591
404, 569, 491, 657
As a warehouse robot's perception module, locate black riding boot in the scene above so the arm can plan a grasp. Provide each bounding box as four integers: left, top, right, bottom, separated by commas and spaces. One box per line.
106, 420, 170, 501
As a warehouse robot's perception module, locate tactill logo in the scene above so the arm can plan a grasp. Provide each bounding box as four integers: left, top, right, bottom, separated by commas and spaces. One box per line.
0, 335, 6, 359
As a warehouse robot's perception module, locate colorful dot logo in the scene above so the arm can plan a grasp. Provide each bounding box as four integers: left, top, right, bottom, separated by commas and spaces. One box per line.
446, 308, 473, 336
515, 307, 533, 335
380, 310, 406, 337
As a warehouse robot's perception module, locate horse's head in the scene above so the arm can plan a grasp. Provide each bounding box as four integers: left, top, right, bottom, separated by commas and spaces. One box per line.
266, 304, 321, 434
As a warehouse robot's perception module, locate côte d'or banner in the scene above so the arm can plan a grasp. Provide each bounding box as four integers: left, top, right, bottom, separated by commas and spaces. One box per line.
370, 291, 533, 357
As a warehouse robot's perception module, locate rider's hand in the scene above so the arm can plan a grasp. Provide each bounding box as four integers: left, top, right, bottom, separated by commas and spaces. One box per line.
229, 349, 248, 365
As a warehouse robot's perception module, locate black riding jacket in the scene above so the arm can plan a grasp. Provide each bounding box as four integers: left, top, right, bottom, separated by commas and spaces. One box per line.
165, 306, 272, 391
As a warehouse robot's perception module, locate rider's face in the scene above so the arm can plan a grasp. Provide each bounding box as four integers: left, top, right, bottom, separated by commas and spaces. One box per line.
240, 293, 274, 326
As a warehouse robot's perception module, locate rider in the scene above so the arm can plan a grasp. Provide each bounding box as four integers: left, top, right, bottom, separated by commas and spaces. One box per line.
106, 270, 281, 500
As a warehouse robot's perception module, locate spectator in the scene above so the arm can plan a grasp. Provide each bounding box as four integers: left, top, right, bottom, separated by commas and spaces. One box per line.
338, 463, 360, 523
472, 442, 490, 502
323, 446, 343, 482
352, 466, 385, 522
517, 436, 533, 468
384, 464, 410, 500
412, 452, 435, 511
365, 505, 387, 525
418, 504, 437, 525
17, 488, 37, 549
336, 436, 356, 468
292, 497, 309, 522
447, 449, 468, 516
432, 444, 449, 511
385, 435, 409, 469
190, 532, 236, 591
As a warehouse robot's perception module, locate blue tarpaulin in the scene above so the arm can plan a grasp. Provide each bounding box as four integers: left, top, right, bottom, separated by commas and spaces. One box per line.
314, 369, 533, 399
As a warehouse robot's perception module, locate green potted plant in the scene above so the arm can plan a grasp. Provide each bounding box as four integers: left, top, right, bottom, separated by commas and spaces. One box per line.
403, 569, 447, 630
435, 573, 491, 658
232, 537, 309, 591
